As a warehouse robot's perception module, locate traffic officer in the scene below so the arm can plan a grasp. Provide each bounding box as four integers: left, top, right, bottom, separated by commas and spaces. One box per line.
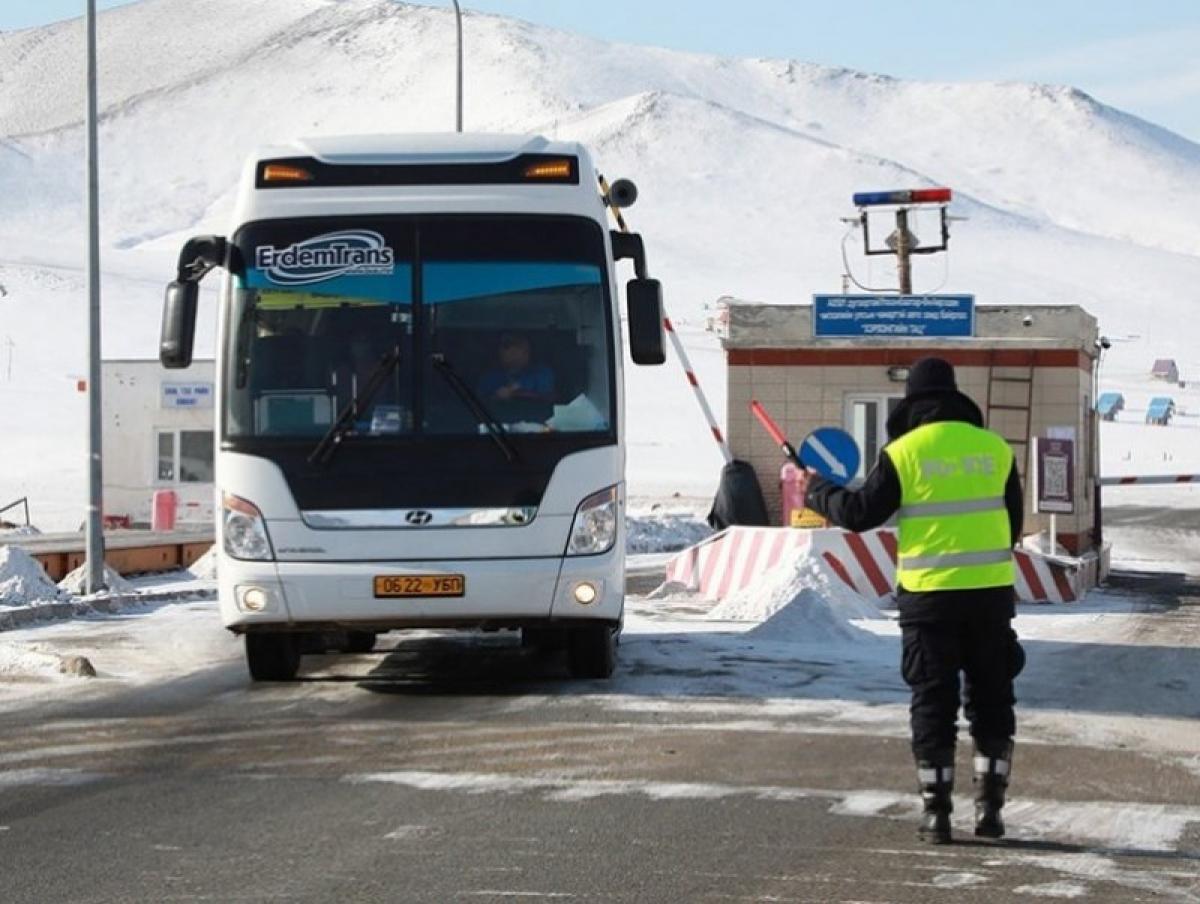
795, 357, 1025, 844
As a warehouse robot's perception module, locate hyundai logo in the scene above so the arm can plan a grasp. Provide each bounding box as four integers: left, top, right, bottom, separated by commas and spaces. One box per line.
405, 510, 434, 526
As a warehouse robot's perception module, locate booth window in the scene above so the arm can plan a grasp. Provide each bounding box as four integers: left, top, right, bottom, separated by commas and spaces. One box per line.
155, 430, 214, 484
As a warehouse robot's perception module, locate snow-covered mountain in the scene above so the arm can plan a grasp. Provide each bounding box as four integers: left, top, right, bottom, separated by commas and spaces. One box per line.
2, 0, 1200, 526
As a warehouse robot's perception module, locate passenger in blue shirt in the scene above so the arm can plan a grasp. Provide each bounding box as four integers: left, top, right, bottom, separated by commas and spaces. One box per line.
478, 333, 556, 403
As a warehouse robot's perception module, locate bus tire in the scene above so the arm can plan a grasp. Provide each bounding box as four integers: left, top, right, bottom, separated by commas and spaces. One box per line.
245, 633, 301, 682
567, 624, 617, 679
344, 631, 377, 654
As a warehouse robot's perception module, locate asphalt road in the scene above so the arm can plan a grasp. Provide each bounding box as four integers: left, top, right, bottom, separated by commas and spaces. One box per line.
2, 606, 1199, 904
1106, 505, 1200, 532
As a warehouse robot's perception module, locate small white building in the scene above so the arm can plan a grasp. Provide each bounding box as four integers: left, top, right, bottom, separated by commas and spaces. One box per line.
102, 359, 216, 528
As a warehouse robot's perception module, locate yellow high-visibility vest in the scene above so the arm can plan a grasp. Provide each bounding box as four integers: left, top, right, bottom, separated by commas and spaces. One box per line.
886, 421, 1015, 592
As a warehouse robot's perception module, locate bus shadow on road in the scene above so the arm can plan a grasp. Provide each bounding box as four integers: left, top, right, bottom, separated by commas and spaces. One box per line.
308, 633, 578, 696
304, 621, 1200, 728
327, 624, 904, 703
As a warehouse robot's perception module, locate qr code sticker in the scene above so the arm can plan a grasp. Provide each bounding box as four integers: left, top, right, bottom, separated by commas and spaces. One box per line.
1044, 456, 1068, 498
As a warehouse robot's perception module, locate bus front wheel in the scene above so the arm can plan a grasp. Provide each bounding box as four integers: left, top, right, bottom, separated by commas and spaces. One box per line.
245, 633, 301, 682
567, 624, 617, 679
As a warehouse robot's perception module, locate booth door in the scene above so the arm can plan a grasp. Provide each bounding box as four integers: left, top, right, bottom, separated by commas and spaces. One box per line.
844, 394, 903, 483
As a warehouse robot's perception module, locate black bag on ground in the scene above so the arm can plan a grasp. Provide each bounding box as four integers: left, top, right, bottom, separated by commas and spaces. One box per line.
707, 459, 770, 530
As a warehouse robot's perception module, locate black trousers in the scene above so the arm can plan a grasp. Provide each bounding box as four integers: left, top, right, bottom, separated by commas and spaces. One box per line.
900, 613, 1025, 764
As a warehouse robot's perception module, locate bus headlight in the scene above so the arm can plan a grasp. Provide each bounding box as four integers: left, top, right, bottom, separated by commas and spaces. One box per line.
566, 487, 618, 557
222, 493, 275, 561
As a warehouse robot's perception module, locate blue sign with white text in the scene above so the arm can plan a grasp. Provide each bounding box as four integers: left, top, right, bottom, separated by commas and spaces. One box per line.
800, 427, 861, 486
814, 295, 975, 338
161, 382, 214, 410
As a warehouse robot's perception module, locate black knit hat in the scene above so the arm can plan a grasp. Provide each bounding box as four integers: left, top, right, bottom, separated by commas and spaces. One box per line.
905, 357, 957, 398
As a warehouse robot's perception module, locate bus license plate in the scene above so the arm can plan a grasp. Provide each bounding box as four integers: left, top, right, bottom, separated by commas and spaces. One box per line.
374, 575, 465, 598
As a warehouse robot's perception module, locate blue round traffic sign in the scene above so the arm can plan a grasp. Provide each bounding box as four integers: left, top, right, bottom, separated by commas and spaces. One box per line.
799, 427, 861, 486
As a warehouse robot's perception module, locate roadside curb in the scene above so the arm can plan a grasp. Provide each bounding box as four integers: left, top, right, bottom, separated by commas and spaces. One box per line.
0, 587, 216, 633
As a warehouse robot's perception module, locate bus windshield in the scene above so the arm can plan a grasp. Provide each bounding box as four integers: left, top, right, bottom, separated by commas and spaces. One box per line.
224, 216, 615, 442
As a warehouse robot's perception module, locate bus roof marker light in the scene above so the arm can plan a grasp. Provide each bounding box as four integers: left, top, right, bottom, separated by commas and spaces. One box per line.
524, 158, 574, 181
262, 163, 314, 184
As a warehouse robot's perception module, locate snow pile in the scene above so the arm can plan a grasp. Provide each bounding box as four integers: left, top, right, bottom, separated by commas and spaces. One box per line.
58, 562, 136, 596
626, 513, 711, 554
0, 545, 70, 608
710, 548, 884, 643
186, 546, 217, 580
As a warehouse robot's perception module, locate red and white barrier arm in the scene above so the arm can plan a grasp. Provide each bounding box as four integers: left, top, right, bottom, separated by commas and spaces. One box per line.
599, 174, 733, 465
663, 316, 733, 463
1101, 475, 1200, 486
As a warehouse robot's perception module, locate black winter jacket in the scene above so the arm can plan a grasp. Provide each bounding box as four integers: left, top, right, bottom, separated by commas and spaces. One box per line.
804, 389, 1023, 625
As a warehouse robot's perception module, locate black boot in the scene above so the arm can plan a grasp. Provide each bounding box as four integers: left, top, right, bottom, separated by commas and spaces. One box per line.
916, 761, 954, 844
973, 743, 1012, 839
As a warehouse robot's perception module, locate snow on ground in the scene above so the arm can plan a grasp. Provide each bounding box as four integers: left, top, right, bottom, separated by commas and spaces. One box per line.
345, 768, 1200, 855
1107, 521, 1200, 576
0, 594, 231, 705
1100, 367, 1200, 489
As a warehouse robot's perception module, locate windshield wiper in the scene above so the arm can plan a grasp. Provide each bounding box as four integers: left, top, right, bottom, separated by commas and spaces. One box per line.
431, 354, 519, 463
308, 347, 402, 467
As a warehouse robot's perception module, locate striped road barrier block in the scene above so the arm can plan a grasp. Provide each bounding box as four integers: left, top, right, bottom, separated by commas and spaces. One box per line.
1013, 548, 1078, 604
664, 527, 812, 601
663, 527, 1081, 605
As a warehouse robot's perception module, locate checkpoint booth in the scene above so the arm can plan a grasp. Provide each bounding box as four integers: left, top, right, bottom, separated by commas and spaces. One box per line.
716, 298, 1102, 556
101, 358, 216, 529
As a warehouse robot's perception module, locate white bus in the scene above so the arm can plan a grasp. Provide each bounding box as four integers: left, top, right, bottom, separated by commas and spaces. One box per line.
160, 134, 665, 682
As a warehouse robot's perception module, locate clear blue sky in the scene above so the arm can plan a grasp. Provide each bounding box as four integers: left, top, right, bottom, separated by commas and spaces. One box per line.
6, 0, 1199, 141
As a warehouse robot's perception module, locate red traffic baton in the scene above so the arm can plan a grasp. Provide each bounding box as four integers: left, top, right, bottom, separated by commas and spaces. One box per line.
750, 400, 801, 465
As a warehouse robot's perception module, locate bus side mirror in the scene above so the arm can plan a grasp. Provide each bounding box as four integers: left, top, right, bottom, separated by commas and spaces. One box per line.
160, 281, 199, 369
627, 278, 666, 366
160, 234, 228, 370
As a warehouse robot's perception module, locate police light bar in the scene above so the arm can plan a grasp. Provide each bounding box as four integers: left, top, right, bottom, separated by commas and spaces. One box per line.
853, 188, 953, 207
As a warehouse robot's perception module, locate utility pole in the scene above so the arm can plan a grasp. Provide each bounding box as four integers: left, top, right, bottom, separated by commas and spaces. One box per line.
451, 1, 463, 132
4, 336, 13, 382
894, 207, 913, 295
85, 0, 106, 594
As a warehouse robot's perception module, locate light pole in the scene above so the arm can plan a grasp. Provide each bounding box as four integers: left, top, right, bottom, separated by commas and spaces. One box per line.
451, 1, 463, 132
85, 0, 106, 593
1092, 337, 1111, 551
